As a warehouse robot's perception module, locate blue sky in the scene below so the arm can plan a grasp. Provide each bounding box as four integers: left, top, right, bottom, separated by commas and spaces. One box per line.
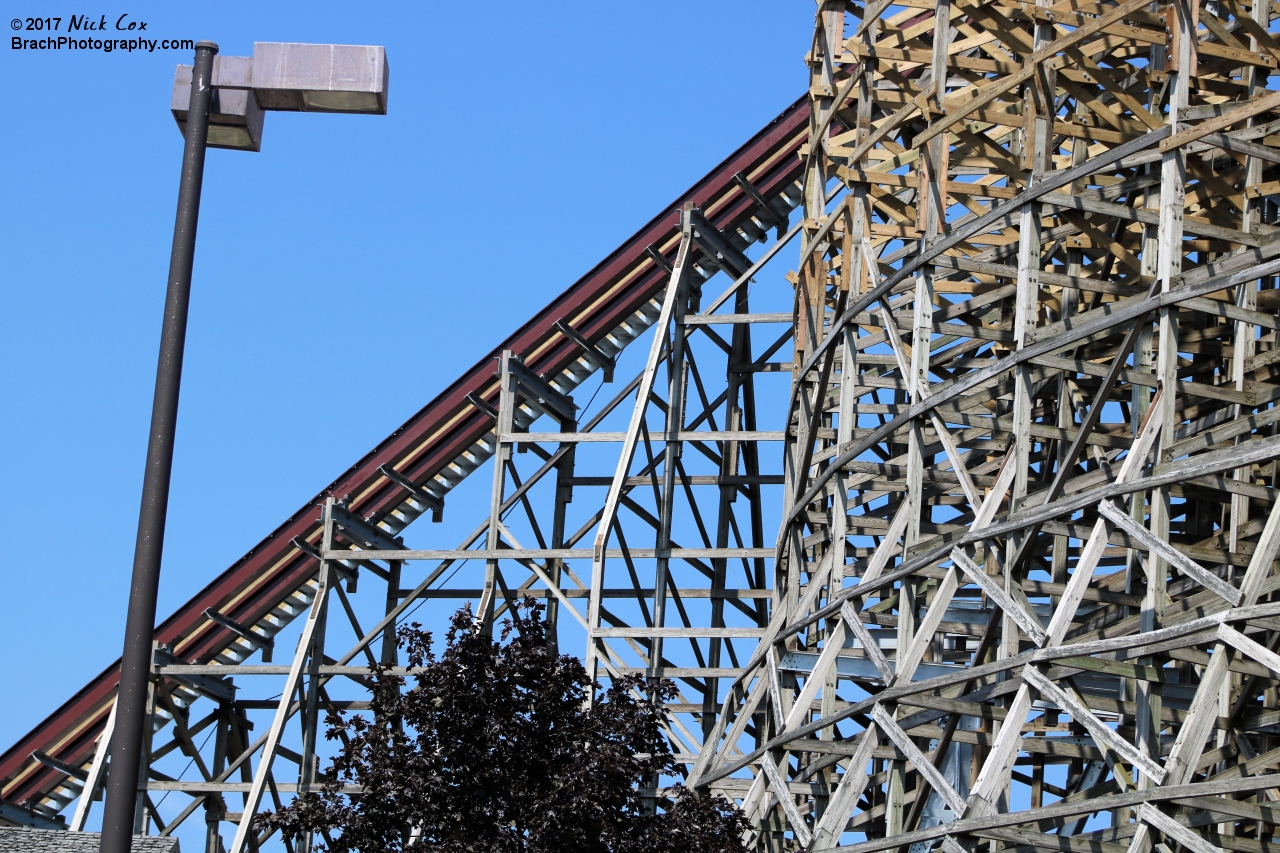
0, 0, 810, 749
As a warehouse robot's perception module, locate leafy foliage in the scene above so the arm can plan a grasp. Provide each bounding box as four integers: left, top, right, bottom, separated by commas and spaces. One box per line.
255, 601, 748, 852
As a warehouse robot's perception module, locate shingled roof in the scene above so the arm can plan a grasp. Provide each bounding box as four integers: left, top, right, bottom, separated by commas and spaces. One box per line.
0, 828, 179, 853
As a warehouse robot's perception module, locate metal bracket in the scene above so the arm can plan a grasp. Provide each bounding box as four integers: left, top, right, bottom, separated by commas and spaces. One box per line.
290, 536, 360, 585
466, 391, 499, 420
554, 320, 615, 382
329, 505, 405, 553
152, 647, 235, 704
688, 209, 754, 278
733, 171, 788, 237
0, 795, 66, 830
30, 751, 87, 783
505, 358, 577, 423
645, 243, 674, 274
378, 464, 444, 522
203, 608, 275, 662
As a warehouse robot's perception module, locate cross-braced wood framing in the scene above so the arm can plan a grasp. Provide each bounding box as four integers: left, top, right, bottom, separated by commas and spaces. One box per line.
10, 4, 1280, 851
689, 0, 1280, 850
0, 98, 813, 848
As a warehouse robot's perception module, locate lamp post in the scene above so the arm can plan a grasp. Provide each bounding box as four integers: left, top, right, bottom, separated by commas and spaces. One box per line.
100, 41, 388, 853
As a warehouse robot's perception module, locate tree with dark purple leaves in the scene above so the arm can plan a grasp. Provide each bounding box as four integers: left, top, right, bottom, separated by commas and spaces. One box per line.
254, 600, 748, 853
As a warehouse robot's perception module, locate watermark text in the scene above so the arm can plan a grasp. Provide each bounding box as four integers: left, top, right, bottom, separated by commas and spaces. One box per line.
10, 14, 192, 52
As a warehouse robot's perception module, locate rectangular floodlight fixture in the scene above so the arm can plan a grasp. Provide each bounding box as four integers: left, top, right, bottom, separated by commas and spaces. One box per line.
170, 42, 388, 151
172, 64, 264, 151
251, 43, 389, 114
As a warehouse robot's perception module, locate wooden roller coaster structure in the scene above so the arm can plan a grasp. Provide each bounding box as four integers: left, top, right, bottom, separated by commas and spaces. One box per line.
9, 2, 1280, 851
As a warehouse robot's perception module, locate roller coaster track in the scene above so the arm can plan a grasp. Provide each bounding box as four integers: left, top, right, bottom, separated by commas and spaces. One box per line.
15, 2, 1280, 850
0, 93, 812, 830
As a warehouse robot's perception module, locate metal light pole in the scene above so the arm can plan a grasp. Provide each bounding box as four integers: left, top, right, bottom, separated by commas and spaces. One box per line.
99, 40, 219, 853
93, 40, 387, 852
